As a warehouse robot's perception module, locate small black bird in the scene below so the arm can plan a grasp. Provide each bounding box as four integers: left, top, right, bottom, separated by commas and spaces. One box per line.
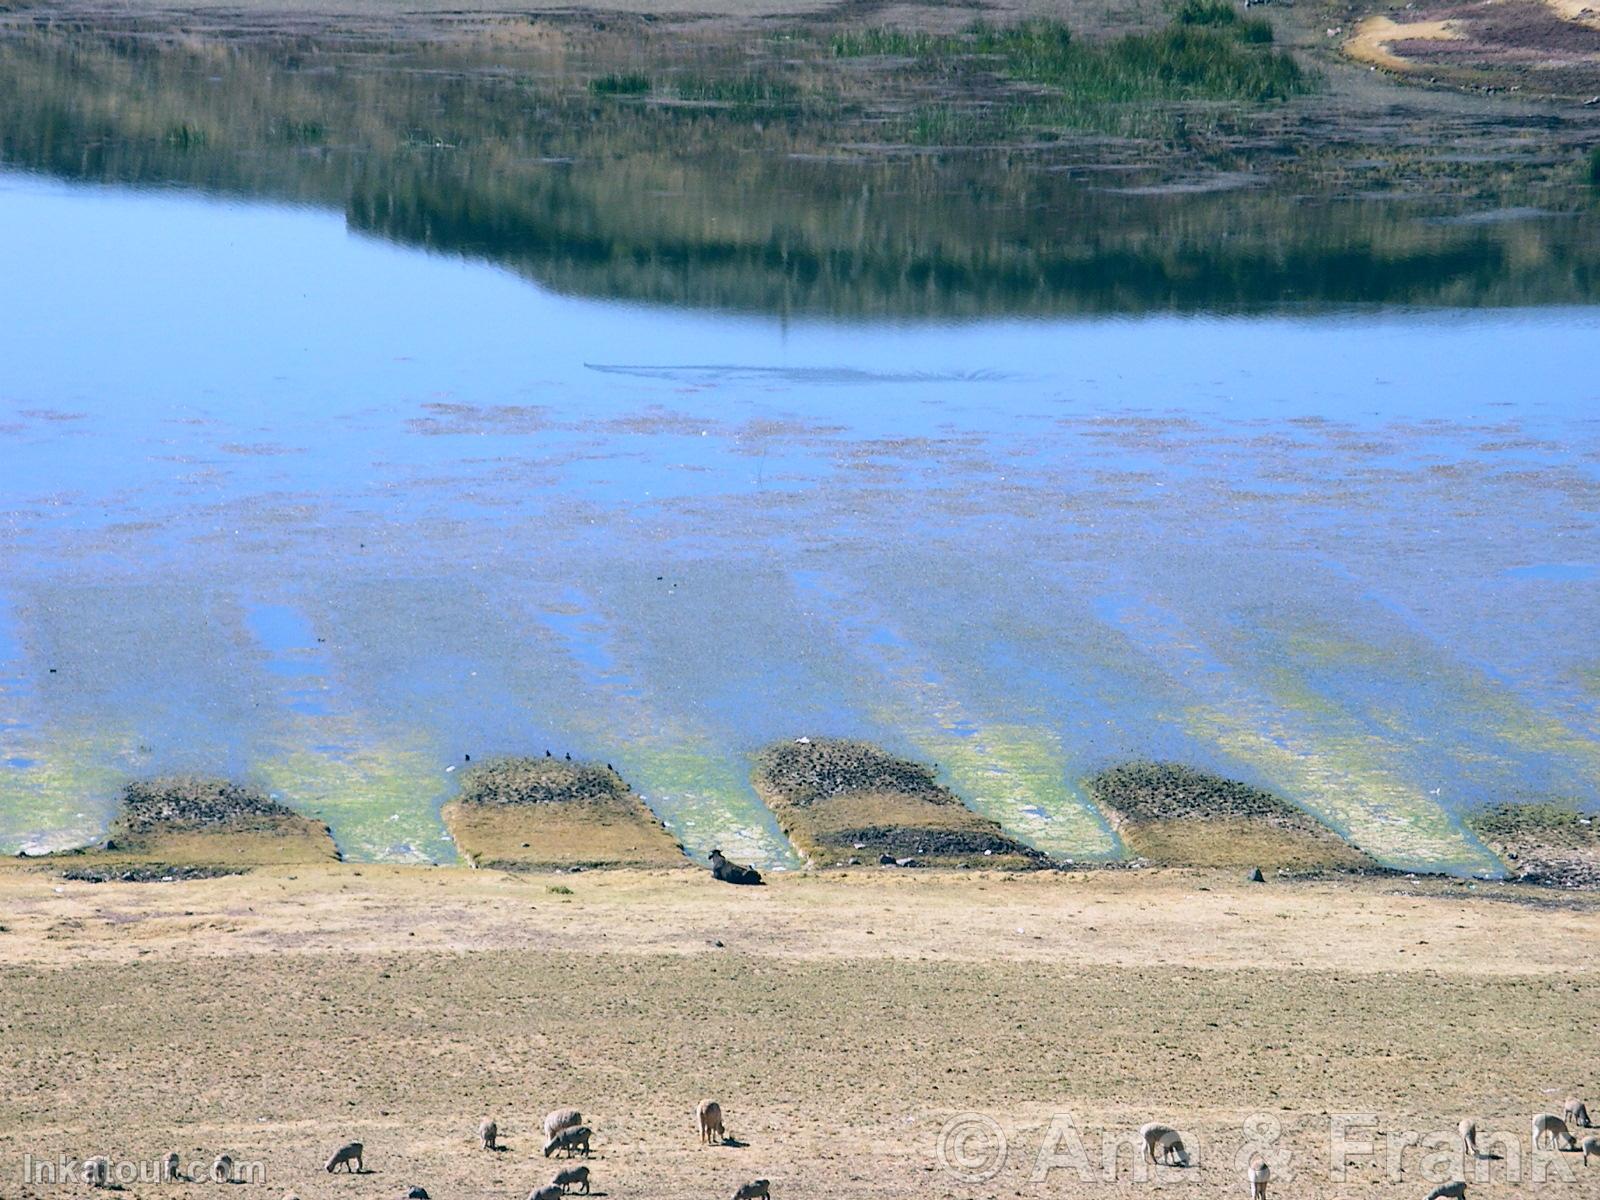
545, 749, 552, 758
564, 752, 571, 761
464, 754, 470, 762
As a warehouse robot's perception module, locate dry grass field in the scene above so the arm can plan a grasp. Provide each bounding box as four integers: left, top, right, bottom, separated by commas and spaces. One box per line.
1, 863, 1597, 1200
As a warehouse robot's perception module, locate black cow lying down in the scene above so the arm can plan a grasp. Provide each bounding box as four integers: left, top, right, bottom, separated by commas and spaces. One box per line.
708, 848, 763, 885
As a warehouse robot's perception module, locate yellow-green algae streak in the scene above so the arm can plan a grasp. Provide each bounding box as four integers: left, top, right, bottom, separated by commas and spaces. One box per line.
0, 725, 133, 854
1108, 597, 1500, 873
255, 741, 454, 864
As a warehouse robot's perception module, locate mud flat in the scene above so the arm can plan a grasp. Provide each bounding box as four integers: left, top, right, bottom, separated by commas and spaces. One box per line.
751, 738, 1048, 869
34, 776, 340, 880
1085, 761, 1376, 872
1467, 801, 1600, 889
441, 756, 686, 870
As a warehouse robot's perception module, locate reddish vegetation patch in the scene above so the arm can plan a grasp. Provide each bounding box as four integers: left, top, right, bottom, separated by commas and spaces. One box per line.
1352, 0, 1600, 93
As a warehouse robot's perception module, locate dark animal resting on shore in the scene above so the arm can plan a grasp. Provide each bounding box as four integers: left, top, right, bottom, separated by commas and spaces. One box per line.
709, 849, 762, 885
732, 1180, 770, 1200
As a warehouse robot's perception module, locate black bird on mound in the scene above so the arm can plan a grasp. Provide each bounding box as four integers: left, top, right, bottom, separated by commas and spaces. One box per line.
708, 848, 763, 886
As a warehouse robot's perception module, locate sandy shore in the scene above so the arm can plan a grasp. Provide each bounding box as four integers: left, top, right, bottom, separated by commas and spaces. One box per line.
2, 864, 1598, 1200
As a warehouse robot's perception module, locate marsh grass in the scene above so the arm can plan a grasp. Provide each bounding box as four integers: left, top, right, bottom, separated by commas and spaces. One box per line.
1589, 146, 1600, 186
589, 72, 652, 96
672, 72, 799, 106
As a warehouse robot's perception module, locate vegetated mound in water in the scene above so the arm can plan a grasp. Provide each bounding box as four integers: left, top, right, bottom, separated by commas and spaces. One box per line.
441, 756, 686, 870
1467, 802, 1600, 890
34, 776, 340, 874
752, 738, 1048, 870
1086, 761, 1373, 871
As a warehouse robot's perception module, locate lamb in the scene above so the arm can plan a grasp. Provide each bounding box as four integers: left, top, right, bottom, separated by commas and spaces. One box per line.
1566, 1098, 1592, 1129
325, 1142, 364, 1173
1139, 1123, 1189, 1166
1533, 1114, 1577, 1151
213, 1155, 234, 1184
83, 1157, 110, 1188
1583, 1136, 1600, 1166
478, 1119, 498, 1151
527, 1187, 563, 1200
731, 1181, 770, 1200
1247, 1157, 1269, 1200
544, 1110, 582, 1140
698, 1099, 725, 1144
708, 849, 762, 886
1458, 1120, 1480, 1158
543, 1126, 591, 1158
1425, 1182, 1466, 1200
161, 1151, 182, 1181
551, 1166, 591, 1194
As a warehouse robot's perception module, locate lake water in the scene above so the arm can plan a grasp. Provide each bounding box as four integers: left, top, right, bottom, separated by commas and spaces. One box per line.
1, 23, 1597, 871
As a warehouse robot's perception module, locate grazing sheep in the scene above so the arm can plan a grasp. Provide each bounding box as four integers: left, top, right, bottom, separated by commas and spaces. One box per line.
1534, 1114, 1576, 1151
1566, 1098, 1592, 1129
699, 1099, 725, 1144
162, 1151, 181, 1181
527, 1187, 563, 1200
213, 1155, 234, 1184
478, 1119, 498, 1151
83, 1157, 110, 1188
708, 849, 762, 886
1247, 1157, 1270, 1200
1582, 1136, 1600, 1166
1458, 1120, 1480, 1157
1426, 1182, 1466, 1200
551, 1165, 590, 1194
325, 1142, 364, 1173
544, 1110, 582, 1140
1139, 1123, 1189, 1166
731, 1181, 770, 1200
543, 1127, 591, 1158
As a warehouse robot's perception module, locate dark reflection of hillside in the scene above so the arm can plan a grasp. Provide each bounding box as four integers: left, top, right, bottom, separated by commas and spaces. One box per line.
2, 23, 1597, 316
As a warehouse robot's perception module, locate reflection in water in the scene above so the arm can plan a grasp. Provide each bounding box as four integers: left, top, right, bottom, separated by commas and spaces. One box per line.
0, 18, 1597, 868
0, 20, 1598, 317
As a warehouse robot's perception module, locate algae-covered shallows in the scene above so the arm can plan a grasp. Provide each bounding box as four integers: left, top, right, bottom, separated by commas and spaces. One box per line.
788, 570, 1120, 860
530, 586, 799, 868
1097, 593, 1502, 874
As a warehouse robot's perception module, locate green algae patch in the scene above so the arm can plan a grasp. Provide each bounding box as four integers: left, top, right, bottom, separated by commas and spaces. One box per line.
442, 756, 687, 870
751, 737, 1049, 869
619, 742, 800, 870
255, 743, 454, 864
912, 724, 1120, 861
1086, 761, 1375, 871
1466, 801, 1600, 889
36, 775, 339, 874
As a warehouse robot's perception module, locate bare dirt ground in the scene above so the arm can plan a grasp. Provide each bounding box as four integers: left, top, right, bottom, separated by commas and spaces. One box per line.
2, 863, 1597, 1200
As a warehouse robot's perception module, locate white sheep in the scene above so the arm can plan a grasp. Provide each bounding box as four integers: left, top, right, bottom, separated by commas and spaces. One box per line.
1458, 1120, 1480, 1157
1425, 1182, 1466, 1200
83, 1157, 110, 1188
161, 1151, 181, 1181
699, 1099, 725, 1144
1247, 1156, 1270, 1200
551, 1165, 590, 1194
213, 1154, 234, 1184
544, 1109, 582, 1140
1139, 1123, 1189, 1166
1534, 1114, 1577, 1151
732, 1181, 769, 1200
1583, 1136, 1600, 1166
478, 1118, 498, 1151
325, 1142, 364, 1173
1565, 1098, 1592, 1129
527, 1186, 563, 1200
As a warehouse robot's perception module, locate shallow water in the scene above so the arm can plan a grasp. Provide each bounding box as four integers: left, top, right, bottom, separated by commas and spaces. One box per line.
1, 19, 1597, 869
